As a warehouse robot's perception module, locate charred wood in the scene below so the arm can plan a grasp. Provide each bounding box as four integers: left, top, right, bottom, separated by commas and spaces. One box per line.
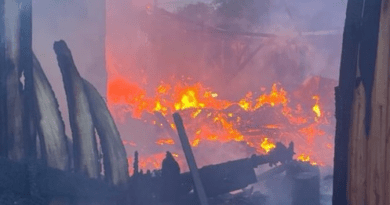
82, 79, 129, 186
19, 0, 34, 159
0, 157, 119, 199
2, 0, 30, 161
53, 40, 99, 178
0, 0, 7, 158
6, 58, 25, 161
32, 53, 69, 171
332, 0, 364, 204
173, 112, 209, 205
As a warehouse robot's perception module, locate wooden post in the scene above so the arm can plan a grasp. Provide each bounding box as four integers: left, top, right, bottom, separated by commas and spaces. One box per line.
363, 0, 389, 204
0, 0, 35, 161
18, 1, 36, 170
173, 113, 209, 205
54, 40, 100, 179
0, 0, 7, 158
332, 0, 364, 203
336, 0, 383, 204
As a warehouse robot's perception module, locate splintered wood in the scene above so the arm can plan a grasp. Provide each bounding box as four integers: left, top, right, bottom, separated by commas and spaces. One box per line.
347, 0, 390, 204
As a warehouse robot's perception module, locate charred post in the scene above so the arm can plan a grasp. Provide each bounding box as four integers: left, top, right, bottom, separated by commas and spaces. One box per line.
19, 0, 34, 158
2, 0, 34, 161
83, 79, 129, 186
53, 40, 99, 178
173, 112, 209, 205
0, 0, 7, 158
32, 53, 69, 171
332, 0, 364, 203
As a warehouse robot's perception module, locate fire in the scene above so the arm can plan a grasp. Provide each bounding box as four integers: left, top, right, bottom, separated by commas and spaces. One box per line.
312, 95, 321, 120
297, 153, 310, 162
260, 138, 276, 153
299, 124, 326, 144
254, 84, 288, 109
192, 138, 200, 147
107, 76, 333, 170
156, 138, 175, 145
297, 153, 320, 166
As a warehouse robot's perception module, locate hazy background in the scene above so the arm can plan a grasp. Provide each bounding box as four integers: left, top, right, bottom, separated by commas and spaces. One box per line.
32, 0, 347, 169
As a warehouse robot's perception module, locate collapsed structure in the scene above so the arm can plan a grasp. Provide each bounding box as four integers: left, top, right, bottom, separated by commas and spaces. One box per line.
0, 1, 340, 205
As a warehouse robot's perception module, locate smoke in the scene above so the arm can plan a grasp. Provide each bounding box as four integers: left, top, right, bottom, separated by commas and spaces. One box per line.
31, 0, 347, 174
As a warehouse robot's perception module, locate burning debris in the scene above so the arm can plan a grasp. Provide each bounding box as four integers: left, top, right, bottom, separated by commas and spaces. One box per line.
0, 0, 342, 204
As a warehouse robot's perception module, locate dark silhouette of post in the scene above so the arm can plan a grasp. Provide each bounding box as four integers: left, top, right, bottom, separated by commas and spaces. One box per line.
173, 113, 209, 205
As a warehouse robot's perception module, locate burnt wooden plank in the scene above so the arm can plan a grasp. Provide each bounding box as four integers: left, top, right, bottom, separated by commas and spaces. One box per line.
3, 0, 28, 161
365, 0, 390, 204
0, 0, 7, 158
32, 54, 69, 171
347, 74, 367, 205
332, 0, 364, 204
53, 40, 99, 178
83, 79, 129, 186
173, 113, 209, 205
18, 0, 34, 158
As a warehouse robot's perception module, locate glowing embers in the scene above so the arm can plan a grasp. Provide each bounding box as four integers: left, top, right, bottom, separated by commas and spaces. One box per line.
107, 78, 332, 169
312, 95, 321, 121
260, 138, 276, 153
254, 83, 288, 109
155, 138, 175, 145
296, 153, 321, 166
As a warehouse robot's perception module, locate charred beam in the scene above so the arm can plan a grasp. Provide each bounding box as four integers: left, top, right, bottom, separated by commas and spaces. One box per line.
3, 0, 30, 161
83, 79, 129, 186
0, 0, 6, 158
332, 0, 365, 204
53, 40, 99, 178
32, 53, 69, 171
19, 0, 34, 159
173, 113, 209, 205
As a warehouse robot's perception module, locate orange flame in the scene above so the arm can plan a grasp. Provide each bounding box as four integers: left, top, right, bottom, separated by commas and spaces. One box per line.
107, 77, 331, 168
260, 138, 276, 153
156, 138, 175, 145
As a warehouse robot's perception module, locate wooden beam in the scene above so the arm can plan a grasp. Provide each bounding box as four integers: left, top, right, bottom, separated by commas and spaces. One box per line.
365, 0, 389, 204
19, 0, 34, 158
32, 53, 70, 171
83, 79, 129, 186
0, 0, 7, 158
173, 113, 209, 205
332, 0, 364, 203
347, 73, 367, 204
53, 40, 100, 178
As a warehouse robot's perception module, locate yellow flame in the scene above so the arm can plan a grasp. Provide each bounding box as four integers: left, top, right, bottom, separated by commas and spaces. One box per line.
156, 138, 175, 145
192, 138, 200, 147
312, 96, 321, 118
191, 109, 202, 118
260, 138, 276, 153
297, 154, 310, 162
